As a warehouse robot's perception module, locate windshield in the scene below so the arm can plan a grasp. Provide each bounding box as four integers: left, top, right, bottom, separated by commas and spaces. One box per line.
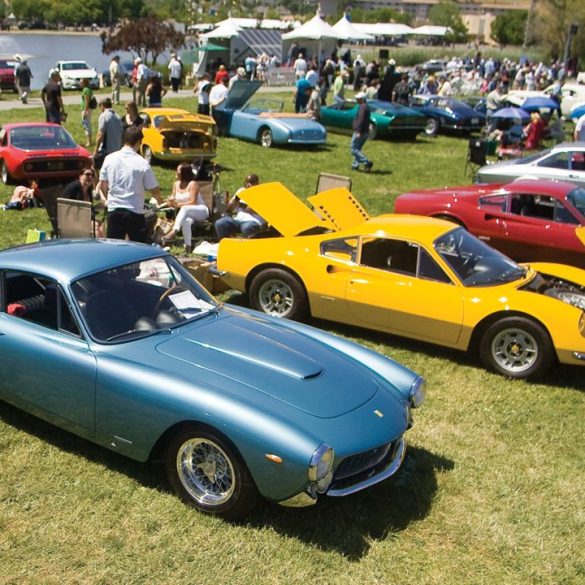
62, 62, 90, 70
434, 227, 526, 286
568, 187, 585, 218
243, 99, 284, 114
71, 255, 219, 343
10, 126, 78, 150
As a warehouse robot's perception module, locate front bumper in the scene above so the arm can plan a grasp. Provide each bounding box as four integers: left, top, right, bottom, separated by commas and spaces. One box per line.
278, 437, 407, 508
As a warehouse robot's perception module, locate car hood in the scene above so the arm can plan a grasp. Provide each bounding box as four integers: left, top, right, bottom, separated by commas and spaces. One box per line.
258, 116, 324, 132
369, 100, 426, 119
577, 226, 585, 246
308, 188, 370, 230
62, 69, 97, 77
155, 311, 379, 418
236, 181, 327, 236
226, 79, 263, 110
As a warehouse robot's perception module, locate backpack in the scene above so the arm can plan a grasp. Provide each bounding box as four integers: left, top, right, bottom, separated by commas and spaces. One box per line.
89, 95, 98, 109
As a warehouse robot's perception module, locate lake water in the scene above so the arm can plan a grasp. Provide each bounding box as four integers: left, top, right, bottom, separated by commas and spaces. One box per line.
0, 32, 140, 89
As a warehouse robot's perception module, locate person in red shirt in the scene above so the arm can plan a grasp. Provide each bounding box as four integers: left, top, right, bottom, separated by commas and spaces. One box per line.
214, 65, 229, 85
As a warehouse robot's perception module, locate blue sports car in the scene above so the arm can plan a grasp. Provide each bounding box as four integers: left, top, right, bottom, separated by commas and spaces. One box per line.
0, 239, 425, 520
224, 80, 327, 148
409, 95, 486, 136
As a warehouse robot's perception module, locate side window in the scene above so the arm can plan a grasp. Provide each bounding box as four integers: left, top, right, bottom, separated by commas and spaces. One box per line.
3, 272, 80, 336
537, 152, 569, 170
418, 248, 452, 284
479, 194, 507, 212
510, 194, 554, 219
570, 152, 585, 171
554, 200, 578, 224
321, 237, 358, 262
360, 238, 418, 276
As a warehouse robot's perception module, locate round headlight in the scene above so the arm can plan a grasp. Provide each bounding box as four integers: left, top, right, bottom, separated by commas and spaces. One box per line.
409, 376, 426, 408
308, 444, 334, 482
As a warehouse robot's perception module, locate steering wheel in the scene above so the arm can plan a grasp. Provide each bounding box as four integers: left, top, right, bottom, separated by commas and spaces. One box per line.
152, 284, 178, 318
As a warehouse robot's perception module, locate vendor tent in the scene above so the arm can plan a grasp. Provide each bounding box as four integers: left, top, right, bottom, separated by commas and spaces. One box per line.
412, 25, 449, 36
354, 22, 413, 37
201, 18, 243, 39
282, 10, 347, 63
332, 16, 374, 41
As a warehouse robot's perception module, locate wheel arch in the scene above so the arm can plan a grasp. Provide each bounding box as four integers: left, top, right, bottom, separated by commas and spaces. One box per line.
468, 310, 555, 356
431, 213, 467, 228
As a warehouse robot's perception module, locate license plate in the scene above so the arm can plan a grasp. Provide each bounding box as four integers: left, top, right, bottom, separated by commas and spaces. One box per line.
47, 161, 64, 170
471, 118, 479, 125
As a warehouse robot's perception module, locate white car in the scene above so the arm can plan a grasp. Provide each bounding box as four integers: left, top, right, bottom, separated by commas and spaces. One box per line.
476, 142, 585, 187
51, 60, 99, 90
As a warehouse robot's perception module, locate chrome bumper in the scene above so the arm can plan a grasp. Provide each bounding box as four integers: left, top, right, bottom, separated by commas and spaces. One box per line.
573, 351, 585, 361
328, 437, 406, 497
277, 437, 407, 507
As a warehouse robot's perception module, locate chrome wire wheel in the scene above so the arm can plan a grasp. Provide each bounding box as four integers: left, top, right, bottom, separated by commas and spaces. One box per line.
258, 278, 294, 317
490, 327, 538, 374
259, 128, 273, 147
176, 438, 236, 506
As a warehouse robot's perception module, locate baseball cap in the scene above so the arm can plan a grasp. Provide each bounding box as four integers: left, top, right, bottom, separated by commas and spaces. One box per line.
355, 91, 366, 100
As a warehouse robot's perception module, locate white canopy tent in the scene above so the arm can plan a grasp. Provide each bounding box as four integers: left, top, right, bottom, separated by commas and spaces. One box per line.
354, 22, 414, 37
332, 16, 375, 41
412, 25, 450, 36
282, 10, 347, 64
201, 18, 244, 40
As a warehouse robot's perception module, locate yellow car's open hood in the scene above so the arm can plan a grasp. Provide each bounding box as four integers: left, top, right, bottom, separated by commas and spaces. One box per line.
239, 182, 327, 236
577, 226, 585, 247
308, 188, 370, 231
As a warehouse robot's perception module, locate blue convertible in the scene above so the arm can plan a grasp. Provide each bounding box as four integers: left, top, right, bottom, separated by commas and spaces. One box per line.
0, 239, 425, 520
224, 80, 327, 148
409, 95, 486, 136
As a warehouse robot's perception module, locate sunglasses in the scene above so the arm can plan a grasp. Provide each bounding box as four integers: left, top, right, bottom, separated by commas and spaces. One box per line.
83, 172, 95, 177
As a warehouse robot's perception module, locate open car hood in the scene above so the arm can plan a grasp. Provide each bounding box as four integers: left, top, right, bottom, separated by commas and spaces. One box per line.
577, 226, 585, 246
226, 79, 263, 110
156, 312, 379, 418
237, 182, 327, 236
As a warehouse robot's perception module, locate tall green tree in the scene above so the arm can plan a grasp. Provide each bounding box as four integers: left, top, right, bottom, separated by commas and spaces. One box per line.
102, 16, 185, 64
535, 0, 585, 62
428, 1, 468, 44
491, 10, 528, 46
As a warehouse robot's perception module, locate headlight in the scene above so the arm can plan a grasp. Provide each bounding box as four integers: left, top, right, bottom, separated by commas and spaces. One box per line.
409, 376, 426, 408
308, 443, 334, 482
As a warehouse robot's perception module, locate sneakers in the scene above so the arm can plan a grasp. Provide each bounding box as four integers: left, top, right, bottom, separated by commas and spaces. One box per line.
364, 162, 373, 172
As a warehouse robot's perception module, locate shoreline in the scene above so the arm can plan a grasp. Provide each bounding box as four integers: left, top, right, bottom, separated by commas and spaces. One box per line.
0, 29, 102, 37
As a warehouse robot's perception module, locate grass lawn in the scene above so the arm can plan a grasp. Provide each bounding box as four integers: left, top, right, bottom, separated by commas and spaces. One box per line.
0, 94, 584, 585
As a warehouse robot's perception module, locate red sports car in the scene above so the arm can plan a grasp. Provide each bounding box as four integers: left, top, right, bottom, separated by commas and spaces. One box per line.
0, 123, 91, 185
0, 58, 17, 92
394, 178, 585, 268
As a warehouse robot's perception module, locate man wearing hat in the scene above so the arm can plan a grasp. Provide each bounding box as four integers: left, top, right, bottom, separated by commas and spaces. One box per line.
350, 92, 373, 172
132, 57, 148, 106
229, 67, 247, 89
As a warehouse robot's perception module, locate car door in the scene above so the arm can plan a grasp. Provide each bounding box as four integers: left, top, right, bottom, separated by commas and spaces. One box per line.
0, 271, 96, 431
534, 150, 585, 186
498, 193, 584, 263
229, 110, 260, 141
323, 103, 356, 132
344, 237, 464, 345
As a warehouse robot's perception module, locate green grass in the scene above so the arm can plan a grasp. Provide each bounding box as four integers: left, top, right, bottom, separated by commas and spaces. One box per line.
0, 94, 584, 585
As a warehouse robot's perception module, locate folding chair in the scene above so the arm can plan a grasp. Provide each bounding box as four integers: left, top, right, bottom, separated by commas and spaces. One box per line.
57, 198, 94, 238
465, 138, 488, 176
315, 172, 352, 194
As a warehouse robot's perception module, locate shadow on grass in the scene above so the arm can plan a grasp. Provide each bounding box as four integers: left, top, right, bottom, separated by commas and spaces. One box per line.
0, 397, 451, 561
247, 445, 452, 560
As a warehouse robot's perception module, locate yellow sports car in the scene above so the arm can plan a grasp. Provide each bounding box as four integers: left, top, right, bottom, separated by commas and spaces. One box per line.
139, 108, 217, 164
216, 183, 585, 379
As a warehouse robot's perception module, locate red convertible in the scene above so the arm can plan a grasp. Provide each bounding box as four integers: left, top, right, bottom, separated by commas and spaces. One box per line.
0, 123, 91, 185
394, 179, 585, 268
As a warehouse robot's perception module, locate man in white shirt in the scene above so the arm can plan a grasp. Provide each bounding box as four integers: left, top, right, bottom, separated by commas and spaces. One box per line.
99, 127, 162, 242
293, 53, 307, 79
168, 53, 182, 93
193, 73, 211, 116
109, 55, 121, 105
209, 78, 229, 136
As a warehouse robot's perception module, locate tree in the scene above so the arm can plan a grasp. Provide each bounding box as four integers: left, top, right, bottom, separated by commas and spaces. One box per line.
428, 1, 468, 44
534, 0, 585, 62
102, 16, 185, 64
491, 10, 528, 46
345, 7, 411, 25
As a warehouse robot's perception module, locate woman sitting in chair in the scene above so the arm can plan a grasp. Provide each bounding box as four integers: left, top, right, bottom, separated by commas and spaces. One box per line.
162, 163, 209, 253
62, 168, 105, 237
523, 111, 547, 150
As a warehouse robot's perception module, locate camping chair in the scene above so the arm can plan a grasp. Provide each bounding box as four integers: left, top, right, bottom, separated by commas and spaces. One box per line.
315, 172, 352, 194
35, 185, 65, 237
56, 198, 94, 238
190, 181, 228, 241
465, 138, 488, 176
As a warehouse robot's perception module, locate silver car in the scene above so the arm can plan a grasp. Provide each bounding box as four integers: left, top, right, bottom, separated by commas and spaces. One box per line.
477, 143, 585, 187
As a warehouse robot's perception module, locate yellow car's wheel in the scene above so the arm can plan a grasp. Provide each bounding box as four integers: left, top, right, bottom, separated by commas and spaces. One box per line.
479, 317, 554, 379
250, 268, 308, 320
142, 145, 153, 164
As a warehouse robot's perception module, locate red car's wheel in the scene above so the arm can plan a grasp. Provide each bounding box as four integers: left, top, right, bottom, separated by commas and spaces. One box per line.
0, 160, 12, 185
